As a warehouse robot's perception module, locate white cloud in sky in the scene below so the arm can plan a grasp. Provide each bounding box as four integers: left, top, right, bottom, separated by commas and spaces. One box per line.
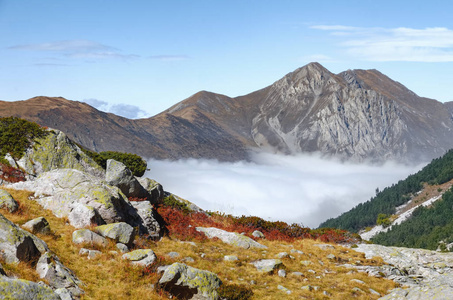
147, 153, 424, 228
83, 98, 149, 119
9, 39, 139, 61
311, 26, 453, 62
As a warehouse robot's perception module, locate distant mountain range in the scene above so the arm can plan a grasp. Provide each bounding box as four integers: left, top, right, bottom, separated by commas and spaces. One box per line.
2, 62, 453, 163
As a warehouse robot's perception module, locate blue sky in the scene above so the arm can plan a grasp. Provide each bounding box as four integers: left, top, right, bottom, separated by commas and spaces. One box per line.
2, 0, 453, 118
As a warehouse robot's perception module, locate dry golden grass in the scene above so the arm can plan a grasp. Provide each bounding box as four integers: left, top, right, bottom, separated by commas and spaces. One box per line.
1, 187, 397, 299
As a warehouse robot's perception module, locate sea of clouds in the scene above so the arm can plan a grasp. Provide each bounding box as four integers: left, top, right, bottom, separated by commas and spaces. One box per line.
146, 153, 425, 228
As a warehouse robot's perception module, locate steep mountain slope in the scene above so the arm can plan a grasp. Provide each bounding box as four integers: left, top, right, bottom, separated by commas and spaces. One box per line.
319, 148, 453, 250
2, 63, 453, 163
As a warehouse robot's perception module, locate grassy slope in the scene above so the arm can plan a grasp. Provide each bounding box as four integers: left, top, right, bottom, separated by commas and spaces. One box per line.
0, 188, 398, 299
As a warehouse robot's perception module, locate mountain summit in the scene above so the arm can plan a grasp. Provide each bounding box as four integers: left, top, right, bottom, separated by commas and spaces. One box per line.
2, 62, 453, 163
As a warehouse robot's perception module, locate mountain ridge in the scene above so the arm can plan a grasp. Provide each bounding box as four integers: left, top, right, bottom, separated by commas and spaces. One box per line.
2, 62, 453, 163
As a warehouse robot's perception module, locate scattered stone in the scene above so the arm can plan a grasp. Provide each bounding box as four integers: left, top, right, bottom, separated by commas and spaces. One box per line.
314, 243, 335, 250
36, 252, 84, 297
116, 243, 129, 253
301, 285, 313, 291
318, 259, 324, 266
167, 251, 180, 258
55, 288, 74, 300
252, 230, 265, 238
183, 257, 195, 263
369, 288, 381, 296
79, 248, 102, 259
251, 259, 283, 273
72, 229, 108, 248
291, 249, 304, 255
277, 285, 291, 294
307, 270, 316, 274
196, 227, 267, 249
250, 280, 257, 285
350, 279, 365, 285
323, 290, 331, 296
0, 189, 18, 212
352, 287, 363, 293
326, 253, 336, 260
22, 217, 51, 235
300, 260, 312, 266
278, 269, 287, 278
94, 222, 136, 246
122, 249, 156, 267
224, 255, 238, 262
277, 252, 289, 259
292, 272, 304, 277
0, 276, 61, 299
159, 263, 222, 299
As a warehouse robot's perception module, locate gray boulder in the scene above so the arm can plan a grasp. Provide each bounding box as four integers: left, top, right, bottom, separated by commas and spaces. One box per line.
196, 227, 267, 249
251, 259, 283, 273
79, 248, 102, 259
130, 201, 162, 238
72, 229, 108, 248
68, 203, 103, 229
136, 177, 164, 204
0, 213, 49, 264
159, 263, 222, 300
17, 129, 104, 179
94, 222, 136, 247
36, 252, 84, 297
22, 217, 51, 235
0, 276, 61, 300
252, 230, 265, 239
105, 159, 148, 199
0, 189, 19, 213
122, 249, 156, 267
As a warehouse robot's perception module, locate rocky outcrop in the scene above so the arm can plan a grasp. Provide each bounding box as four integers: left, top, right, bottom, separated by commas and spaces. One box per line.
0, 213, 48, 264
0, 189, 19, 213
130, 201, 163, 238
251, 259, 284, 273
17, 129, 104, 178
0, 276, 61, 300
36, 252, 84, 297
105, 159, 148, 199
353, 244, 453, 299
137, 177, 164, 204
159, 262, 222, 300
8, 169, 141, 227
196, 227, 267, 249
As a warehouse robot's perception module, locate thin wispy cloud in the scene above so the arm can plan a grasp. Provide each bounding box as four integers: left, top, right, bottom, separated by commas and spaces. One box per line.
8, 39, 139, 61
147, 153, 424, 228
311, 26, 453, 62
149, 55, 189, 61
83, 98, 149, 119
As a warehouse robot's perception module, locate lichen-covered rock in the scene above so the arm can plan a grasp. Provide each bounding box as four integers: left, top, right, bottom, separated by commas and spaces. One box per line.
0, 213, 49, 264
251, 259, 283, 273
130, 201, 162, 238
105, 159, 148, 199
252, 230, 265, 239
0, 276, 61, 300
159, 262, 222, 300
0, 189, 19, 213
196, 227, 267, 249
94, 222, 136, 246
72, 229, 108, 248
36, 252, 84, 297
122, 249, 156, 267
22, 217, 51, 235
136, 177, 164, 204
17, 129, 104, 178
8, 169, 140, 226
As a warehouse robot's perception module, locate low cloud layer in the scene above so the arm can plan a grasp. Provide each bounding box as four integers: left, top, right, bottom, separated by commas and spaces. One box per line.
83, 98, 149, 119
147, 153, 425, 228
